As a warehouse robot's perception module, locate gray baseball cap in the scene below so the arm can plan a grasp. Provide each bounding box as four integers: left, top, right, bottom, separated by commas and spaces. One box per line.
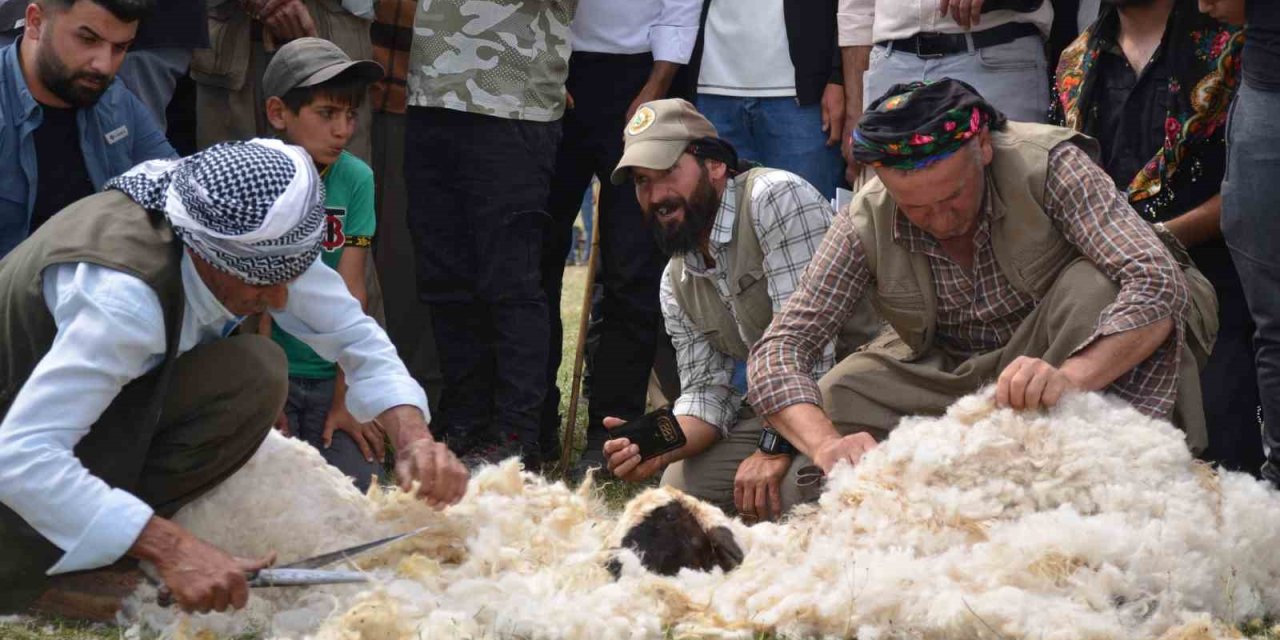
263, 37, 384, 99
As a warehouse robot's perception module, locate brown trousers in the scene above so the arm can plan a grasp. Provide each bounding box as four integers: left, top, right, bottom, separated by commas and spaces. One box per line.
0, 336, 286, 612
665, 259, 1209, 516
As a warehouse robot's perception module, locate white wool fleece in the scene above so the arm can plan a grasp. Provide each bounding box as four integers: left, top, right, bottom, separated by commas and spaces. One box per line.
126, 391, 1280, 640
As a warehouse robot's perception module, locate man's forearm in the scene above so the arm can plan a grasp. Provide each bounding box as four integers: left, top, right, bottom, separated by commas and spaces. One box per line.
660, 415, 721, 464
841, 46, 871, 128
765, 403, 842, 459
1060, 317, 1175, 392
643, 61, 681, 97
374, 405, 432, 450
1163, 194, 1222, 249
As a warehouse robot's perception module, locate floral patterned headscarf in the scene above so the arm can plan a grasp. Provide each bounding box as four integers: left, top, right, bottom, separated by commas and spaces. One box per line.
852, 79, 1008, 171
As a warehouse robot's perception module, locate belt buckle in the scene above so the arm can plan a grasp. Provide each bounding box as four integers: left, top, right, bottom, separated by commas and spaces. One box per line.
913, 32, 948, 59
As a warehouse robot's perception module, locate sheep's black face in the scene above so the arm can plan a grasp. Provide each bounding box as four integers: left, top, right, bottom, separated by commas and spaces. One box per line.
608, 501, 743, 578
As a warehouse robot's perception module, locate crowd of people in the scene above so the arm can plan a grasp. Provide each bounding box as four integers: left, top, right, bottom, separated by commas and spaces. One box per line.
0, 0, 1273, 620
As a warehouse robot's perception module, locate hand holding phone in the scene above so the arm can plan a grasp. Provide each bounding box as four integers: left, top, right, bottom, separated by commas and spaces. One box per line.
606, 406, 687, 463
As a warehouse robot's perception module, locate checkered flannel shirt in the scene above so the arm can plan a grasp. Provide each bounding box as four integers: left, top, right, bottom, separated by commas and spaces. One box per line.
664, 171, 838, 436
748, 143, 1189, 419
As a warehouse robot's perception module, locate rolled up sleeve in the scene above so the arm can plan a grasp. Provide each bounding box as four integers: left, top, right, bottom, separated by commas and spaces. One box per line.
838, 0, 876, 47
650, 0, 701, 64
273, 259, 429, 422
748, 209, 874, 416
1043, 142, 1189, 417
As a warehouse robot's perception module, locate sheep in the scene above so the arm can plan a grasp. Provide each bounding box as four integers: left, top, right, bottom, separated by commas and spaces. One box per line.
123, 389, 1280, 640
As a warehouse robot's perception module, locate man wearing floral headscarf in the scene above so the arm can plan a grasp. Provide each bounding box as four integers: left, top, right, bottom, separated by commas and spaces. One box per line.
0, 139, 467, 619
747, 78, 1218, 477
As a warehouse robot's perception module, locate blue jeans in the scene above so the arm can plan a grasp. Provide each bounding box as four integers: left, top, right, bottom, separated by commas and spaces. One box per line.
696, 94, 845, 200
1221, 82, 1280, 483
284, 376, 387, 493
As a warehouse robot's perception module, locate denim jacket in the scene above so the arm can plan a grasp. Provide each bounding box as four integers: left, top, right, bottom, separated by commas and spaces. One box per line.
0, 40, 177, 257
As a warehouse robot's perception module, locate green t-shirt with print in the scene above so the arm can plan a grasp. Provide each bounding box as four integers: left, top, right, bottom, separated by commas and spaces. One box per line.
271, 151, 376, 379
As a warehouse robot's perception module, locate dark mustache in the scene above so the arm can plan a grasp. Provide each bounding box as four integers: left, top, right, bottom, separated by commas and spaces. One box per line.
649, 197, 687, 219
73, 72, 110, 86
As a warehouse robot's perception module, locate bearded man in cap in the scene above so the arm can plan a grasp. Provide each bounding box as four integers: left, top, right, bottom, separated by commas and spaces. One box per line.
601, 98, 878, 520
0, 139, 467, 618
748, 78, 1219, 476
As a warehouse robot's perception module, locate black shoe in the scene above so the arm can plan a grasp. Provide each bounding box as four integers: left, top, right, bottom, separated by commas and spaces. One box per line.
568, 437, 610, 484
460, 435, 527, 471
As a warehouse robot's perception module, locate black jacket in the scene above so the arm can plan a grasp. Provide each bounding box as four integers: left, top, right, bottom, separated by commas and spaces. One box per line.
687, 0, 842, 106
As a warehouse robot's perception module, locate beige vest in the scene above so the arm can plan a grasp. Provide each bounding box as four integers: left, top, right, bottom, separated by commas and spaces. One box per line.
850, 122, 1101, 357
0, 191, 185, 423
669, 169, 878, 362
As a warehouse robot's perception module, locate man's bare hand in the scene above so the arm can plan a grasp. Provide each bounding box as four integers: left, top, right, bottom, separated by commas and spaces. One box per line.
602, 417, 667, 482
820, 83, 846, 148
812, 432, 876, 474
324, 405, 386, 463
734, 450, 791, 521
134, 518, 274, 613
395, 438, 468, 508
940, 0, 984, 29
996, 356, 1080, 411
260, 0, 316, 42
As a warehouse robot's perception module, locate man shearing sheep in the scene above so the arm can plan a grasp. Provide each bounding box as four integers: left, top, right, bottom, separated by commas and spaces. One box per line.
748, 79, 1219, 477
601, 99, 879, 521
0, 139, 468, 618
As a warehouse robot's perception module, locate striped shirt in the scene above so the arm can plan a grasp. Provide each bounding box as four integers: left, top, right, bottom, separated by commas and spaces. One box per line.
664, 171, 837, 436
748, 142, 1189, 420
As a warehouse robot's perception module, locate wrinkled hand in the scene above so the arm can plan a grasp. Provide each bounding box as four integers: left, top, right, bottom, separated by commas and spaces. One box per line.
602, 416, 667, 482
812, 432, 877, 475
324, 405, 386, 464
272, 411, 291, 438
734, 450, 791, 521
155, 534, 275, 614
259, 0, 316, 42
395, 438, 468, 509
820, 83, 846, 148
996, 356, 1080, 411
940, 0, 984, 29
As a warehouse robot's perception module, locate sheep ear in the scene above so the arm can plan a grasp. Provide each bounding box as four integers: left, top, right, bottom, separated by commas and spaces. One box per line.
707, 526, 743, 572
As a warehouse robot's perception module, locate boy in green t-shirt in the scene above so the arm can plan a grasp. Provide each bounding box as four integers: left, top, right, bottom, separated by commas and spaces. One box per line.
259, 38, 386, 491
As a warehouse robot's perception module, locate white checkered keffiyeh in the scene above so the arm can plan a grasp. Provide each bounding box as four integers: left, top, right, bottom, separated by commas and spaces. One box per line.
106, 138, 326, 286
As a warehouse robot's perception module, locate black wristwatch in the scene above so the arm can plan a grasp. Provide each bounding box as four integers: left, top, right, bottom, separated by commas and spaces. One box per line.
758, 426, 798, 456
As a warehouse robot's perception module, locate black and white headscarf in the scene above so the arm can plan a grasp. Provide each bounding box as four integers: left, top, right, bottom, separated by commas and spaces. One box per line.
106, 139, 326, 286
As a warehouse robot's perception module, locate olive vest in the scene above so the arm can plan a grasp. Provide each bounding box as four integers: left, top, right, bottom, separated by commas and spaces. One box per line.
0, 191, 185, 424
850, 122, 1104, 358
669, 169, 879, 362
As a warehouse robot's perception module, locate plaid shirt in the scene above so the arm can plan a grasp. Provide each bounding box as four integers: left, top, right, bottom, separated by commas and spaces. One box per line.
664, 171, 837, 436
370, 0, 415, 115
748, 142, 1189, 419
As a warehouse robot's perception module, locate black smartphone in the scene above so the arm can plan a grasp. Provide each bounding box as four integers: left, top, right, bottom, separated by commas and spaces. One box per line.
607, 406, 687, 462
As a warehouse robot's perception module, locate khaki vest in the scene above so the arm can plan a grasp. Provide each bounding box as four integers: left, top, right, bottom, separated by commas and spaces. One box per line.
0, 191, 185, 424
669, 169, 879, 362
851, 122, 1101, 357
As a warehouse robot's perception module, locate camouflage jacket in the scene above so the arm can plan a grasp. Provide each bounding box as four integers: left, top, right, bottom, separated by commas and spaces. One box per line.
407, 0, 576, 122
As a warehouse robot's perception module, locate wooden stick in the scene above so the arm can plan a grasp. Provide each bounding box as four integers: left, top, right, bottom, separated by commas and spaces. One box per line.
560, 199, 602, 472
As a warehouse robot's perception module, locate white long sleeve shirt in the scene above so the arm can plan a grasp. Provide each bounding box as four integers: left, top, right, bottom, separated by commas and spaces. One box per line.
0, 253, 428, 575
837, 0, 1053, 47
569, 0, 701, 63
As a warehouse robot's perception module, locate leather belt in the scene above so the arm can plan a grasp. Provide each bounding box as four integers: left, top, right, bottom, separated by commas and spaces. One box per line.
878, 22, 1041, 58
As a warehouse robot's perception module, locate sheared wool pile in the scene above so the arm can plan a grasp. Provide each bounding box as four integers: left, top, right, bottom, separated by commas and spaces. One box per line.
126, 391, 1280, 639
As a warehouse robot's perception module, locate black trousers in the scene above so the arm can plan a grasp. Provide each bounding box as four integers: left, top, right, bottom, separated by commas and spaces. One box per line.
404, 107, 559, 456
1195, 245, 1264, 475
541, 52, 668, 457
